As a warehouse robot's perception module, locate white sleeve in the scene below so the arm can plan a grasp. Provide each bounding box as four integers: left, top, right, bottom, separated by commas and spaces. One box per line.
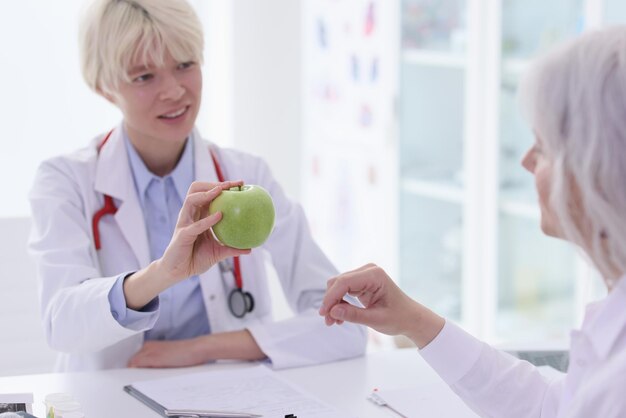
562, 350, 626, 418
244, 157, 367, 369
28, 158, 148, 353
420, 321, 565, 418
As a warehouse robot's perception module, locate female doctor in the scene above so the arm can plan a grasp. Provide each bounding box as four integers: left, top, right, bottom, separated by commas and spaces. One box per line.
321, 27, 626, 417
28, 0, 366, 372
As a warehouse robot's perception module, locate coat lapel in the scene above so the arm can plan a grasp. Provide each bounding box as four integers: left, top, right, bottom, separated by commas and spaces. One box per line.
94, 125, 151, 267
193, 129, 220, 182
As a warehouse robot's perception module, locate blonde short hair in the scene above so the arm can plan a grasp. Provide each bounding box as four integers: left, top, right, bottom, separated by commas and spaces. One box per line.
79, 0, 204, 93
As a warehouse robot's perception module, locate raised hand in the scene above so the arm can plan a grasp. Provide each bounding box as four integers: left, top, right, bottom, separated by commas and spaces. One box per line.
158, 180, 251, 282
319, 263, 445, 348
123, 181, 251, 310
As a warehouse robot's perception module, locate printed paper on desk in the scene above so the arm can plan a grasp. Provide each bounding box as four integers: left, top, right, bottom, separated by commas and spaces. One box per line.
130, 365, 351, 418
369, 387, 479, 417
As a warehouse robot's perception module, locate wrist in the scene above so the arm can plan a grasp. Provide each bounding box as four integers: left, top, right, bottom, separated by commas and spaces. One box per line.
191, 334, 213, 364
403, 301, 445, 349
151, 259, 179, 285
123, 261, 172, 310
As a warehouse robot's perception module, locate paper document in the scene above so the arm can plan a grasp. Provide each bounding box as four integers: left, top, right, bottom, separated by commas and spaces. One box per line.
128, 365, 350, 418
368, 386, 479, 417
366, 366, 562, 417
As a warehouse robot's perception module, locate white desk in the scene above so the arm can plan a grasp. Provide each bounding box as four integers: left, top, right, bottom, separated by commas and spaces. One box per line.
0, 348, 478, 418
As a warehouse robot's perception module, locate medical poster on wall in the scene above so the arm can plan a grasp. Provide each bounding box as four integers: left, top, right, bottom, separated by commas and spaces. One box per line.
302, 0, 398, 275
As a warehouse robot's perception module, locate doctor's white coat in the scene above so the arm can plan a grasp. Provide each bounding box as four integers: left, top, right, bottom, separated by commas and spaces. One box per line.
28, 126, 367, 372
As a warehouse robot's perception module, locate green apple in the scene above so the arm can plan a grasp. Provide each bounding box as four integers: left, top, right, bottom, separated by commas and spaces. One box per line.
209, 185, 276, 249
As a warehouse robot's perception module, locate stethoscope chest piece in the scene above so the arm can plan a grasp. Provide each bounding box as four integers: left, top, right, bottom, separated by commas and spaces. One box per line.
228, 288, 255, 318
219, 258, 254, 319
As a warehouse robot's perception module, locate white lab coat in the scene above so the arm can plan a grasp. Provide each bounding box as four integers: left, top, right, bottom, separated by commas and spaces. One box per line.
28, 124, 367, 372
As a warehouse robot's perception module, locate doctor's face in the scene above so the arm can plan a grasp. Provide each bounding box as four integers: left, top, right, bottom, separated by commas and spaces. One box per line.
108, 50, 202, 150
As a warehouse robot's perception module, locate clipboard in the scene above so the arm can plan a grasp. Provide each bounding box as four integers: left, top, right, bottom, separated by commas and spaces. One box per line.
367, 386, 480, 418
122, 365, 346, 418
123, 384, 261, 418
124, 384, 168, 416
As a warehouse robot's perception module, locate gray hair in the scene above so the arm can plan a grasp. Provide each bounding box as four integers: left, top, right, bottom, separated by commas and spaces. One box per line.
79, 0, 204, 93
519, 26, 626, 284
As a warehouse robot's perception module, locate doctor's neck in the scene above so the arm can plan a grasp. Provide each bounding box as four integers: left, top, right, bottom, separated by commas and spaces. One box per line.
126, 126, 188, 177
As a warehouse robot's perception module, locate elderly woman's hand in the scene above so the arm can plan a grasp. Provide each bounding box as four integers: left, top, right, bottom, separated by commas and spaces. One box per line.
319, 263, 445, 348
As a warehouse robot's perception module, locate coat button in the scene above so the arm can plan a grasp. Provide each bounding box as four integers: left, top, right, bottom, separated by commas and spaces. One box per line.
209, 294, 216, 301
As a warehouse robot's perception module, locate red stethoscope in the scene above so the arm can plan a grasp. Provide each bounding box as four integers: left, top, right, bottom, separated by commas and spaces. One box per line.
92, 130, 254, 318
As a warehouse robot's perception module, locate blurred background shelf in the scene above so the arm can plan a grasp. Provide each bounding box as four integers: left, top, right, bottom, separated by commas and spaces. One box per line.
395, 0, 615, 344
302, 0, 624, 347
400, 178, 463, 205
402, 49, 466, 68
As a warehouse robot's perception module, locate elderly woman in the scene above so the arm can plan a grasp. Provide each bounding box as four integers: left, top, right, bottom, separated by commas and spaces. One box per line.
320, 26, 626, 417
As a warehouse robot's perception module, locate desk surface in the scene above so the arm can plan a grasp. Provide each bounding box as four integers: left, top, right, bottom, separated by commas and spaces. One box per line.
0, 348, 478, 418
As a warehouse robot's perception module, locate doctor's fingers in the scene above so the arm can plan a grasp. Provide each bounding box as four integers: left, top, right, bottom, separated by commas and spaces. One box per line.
187, 180, 244, 195
176, 212, 250, 254
177, 187, 224, 226
179, 210, 222, 237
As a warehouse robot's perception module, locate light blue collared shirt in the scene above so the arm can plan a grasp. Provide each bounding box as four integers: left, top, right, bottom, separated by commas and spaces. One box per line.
108, 131, 211, 340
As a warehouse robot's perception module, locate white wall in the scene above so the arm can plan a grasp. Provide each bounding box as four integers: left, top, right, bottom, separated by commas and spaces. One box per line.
0, 1, 119, 218
198, 0, 305, 201
231, 0, 303, 201
0, 218, 57, 376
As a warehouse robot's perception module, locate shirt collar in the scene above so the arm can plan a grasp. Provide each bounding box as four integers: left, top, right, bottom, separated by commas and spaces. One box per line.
123, 128, 195, 207
581, 274, 626, 359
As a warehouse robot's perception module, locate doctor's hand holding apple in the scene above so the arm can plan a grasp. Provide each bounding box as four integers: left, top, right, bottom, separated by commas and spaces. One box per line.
127, 182, 276, 369
123, 180, 274, 312
160, 181, 256, 280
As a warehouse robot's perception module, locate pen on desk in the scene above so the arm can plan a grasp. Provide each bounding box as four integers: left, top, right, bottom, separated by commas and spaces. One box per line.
164, 408, 262, 418
367, 389, 408, 418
